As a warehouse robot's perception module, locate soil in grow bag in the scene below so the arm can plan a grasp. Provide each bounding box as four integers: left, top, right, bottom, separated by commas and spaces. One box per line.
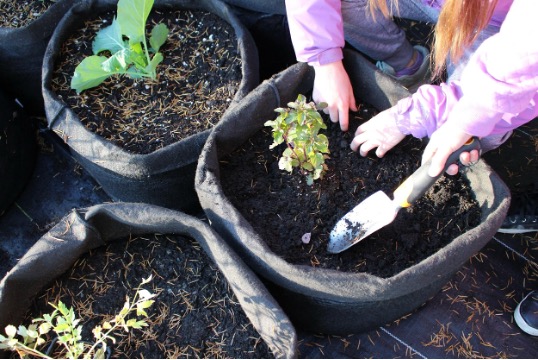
51, 9, 242, 154
219, 99, 482, 278
0, 0, 56, 27
20, 233, 273, 358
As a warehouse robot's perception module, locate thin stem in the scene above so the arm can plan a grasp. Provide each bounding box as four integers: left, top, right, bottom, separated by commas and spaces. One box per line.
11, 342, 53, 359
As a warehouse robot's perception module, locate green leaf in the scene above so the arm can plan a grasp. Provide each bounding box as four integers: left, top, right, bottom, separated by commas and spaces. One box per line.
5, 325, 16, 338
302, 162, 314, 171
144, 52, 163, 76
129, 42, 148, 70
149, 23, 169, 52
278, 157, 293, 173
71, 56, 112, 93
264, 120, 276, 127
138, 289, 154, 300
38, 322, 51, 335
136, 299, 154, 316
316, 101, 328, 110
126, 319, 148, 329
101, 48, 131, 72
117, 0, 153, 43
93, 18, 125, 54
54, 322, 70, 333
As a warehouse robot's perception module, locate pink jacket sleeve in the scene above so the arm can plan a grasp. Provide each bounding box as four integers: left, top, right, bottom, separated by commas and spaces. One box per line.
395, 0, 538, 139
285, 0, 345, 66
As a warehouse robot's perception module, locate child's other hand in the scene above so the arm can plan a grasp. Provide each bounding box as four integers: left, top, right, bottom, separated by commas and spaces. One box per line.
350, 107, 406, 157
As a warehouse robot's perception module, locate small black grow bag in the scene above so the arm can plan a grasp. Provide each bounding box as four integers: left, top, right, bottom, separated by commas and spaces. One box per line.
0, 0, 77, 115
0, 86, 36, 216
0, 203, 296, 358
195, 50, 511, 334
42, 0, 259, 213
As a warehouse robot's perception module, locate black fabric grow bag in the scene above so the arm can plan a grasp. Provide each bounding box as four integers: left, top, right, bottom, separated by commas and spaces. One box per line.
195, 49, 511, 334
0, 203, 296, 358
0, 86, 36, 216
0, 0, 77, 115
221, 0, 286, 15
42, 0, 259, 213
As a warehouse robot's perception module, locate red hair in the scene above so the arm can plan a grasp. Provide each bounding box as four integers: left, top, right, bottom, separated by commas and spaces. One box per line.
369, 0, 498, 79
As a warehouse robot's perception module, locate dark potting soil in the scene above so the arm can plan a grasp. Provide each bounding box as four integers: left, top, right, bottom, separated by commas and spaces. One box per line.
22, 234, 272, 359
0, 0, 55, 27
219, 103, 482, 278
51, 9, 242, 154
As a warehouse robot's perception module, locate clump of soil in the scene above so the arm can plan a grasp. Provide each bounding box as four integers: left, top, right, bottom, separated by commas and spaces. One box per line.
219, 103, 481, 278
22, 233, 273, 359
0, 0, 55, 27
51, 8, 242, 154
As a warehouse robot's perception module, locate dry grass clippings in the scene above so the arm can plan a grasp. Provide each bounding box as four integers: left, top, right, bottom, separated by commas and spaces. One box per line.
51, 9, 242, 154
0, 0, 55, 27
23, 233, 272, 359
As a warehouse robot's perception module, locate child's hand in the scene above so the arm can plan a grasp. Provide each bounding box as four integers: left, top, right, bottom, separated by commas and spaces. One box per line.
313, 61, 357, 131
350, 107, 406, 157
422, 124, 478, 177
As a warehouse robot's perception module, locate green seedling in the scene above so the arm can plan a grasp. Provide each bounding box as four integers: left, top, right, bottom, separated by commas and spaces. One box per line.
0, 276, 156, 359
264, 94, 330, 185
71, 0, 169, 93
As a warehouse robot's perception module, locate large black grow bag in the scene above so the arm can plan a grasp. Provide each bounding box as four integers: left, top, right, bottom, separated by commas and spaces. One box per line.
195, 49, 511, 334
0, 203, 296, 358
0, 0, 77, 115
0, 86, 36, 216
42, 0, 259, 213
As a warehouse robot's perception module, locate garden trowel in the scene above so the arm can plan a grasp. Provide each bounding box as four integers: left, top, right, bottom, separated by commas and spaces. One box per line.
327, 137, 481, 254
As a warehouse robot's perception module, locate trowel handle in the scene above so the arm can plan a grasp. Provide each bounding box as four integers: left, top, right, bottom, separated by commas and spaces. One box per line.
393, 137, 481, 208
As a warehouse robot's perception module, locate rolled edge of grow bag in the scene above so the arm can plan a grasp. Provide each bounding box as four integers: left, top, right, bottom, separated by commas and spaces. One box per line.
0, 203, 297, 358
194, 51, 511, 334
0, 0, 78, 115
41, 0, 259, 213
0, 86, 36, 216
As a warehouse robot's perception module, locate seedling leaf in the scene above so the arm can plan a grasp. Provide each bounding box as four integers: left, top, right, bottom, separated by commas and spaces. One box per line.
145, 52, 163, 75
117, 0, 153, 44
71, 56, 112, 93
150, 23, 169, 52
92, 19, 125, 54
72, 0, 168, 92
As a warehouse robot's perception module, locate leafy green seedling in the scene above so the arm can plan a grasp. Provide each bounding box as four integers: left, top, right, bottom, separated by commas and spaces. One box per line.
264, 94, 330, 185
0, 276, 156, 359
71, 0, 169, 93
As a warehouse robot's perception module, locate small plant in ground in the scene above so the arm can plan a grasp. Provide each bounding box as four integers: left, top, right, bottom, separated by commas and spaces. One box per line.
264, 94, 330, 185
71, 0, 169, 93
0, 276, 156, 359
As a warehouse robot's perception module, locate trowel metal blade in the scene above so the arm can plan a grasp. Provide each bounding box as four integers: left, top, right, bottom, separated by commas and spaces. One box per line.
327, 191, 399, 254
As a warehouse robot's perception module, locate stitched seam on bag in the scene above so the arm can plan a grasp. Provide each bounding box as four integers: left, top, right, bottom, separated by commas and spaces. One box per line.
48, 103, 67, 129
267, 80, 281, 108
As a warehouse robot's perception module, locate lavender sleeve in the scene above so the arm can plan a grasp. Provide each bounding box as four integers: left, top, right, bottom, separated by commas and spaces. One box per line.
285, 0, 345, 66
395, 0, 538, 139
